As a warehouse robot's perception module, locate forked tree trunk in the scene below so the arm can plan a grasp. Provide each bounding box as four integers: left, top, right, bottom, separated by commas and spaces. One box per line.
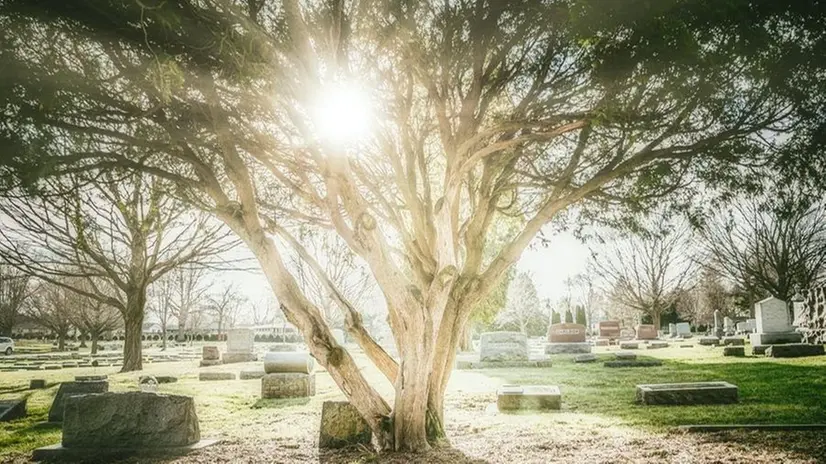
121, 291, 146, 372
392, 318, 436, 452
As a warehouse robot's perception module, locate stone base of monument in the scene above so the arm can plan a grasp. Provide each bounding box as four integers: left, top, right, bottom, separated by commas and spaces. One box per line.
199, 359, 222, 367
752, 345, 769, 355
721, 337, 745, 346
496, 385, 561, 411
698, 336, 720, 346
766, 344, 825, 358
574, 354, 597, 363
318, 401, 371, 449
604, 359, 662, 368
198, 372, 236, 381
594, 339, 610, 347
0, 399, 26, 422
261, 373, 316, 398
48, 379, 109, 422
455, 359, 553, 369
544, 342, 591, 354
34, 392, 219, 461
636, 381, 738, 405
723, 346, 745, 357
749, 332, 802, 345
240, 370, 266, 380
618, 341, 639, 350
221, 352, 256, 364
648, 341, 669, 349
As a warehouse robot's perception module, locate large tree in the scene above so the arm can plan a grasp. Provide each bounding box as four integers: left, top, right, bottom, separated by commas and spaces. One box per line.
69, 279, 122, 354
1, 0, 825, 451
0, 265, 29, 337
0, 173, 234, 371
27, 281, 76, 351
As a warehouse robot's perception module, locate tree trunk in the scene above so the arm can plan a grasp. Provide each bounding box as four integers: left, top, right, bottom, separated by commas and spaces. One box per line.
90, 332, 99, 355
161, 325, 167, 351
121, 291, 146, 372
79, 331, 88, 348
393, 320, 435, 452
458, 326, 472, 352
653, 311, 662, 331
57, 333, 65, 351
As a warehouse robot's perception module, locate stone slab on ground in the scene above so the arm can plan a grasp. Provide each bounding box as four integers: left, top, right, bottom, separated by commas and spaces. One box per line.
648, 341, 669, 349
593, 339, 610, 347
48, 380, 109, 422
318, 401, 371, 449
723, 346, 746, 357
604, 360, 662, 368
678, 424, 826, 432
455, 359, 553, 370
75, 375, 107, 382
0, 399, 26, 422
199, 359, 222, 367
479, 331, 528, 362
32, 440, 219, 461
62, 392, 200, 448
544, 342, 591, 354
156, 376, 178, 384
29, 379, 46, 389
698, 336, 720, 346
574, 354, 597, 363
240, 370, 266, 380
721, 337, 745, 346
636, 381, 738, 405
198, 372, 236, 381
261, 373, 316, 398
496, 385, 561, 411
615, 351, 637, 360
618, 341, 640, 350
752, 345, 769, 355
765, 344, 825, 358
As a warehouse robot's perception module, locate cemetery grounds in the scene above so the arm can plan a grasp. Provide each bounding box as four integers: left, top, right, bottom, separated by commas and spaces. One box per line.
2, 342, 826, 463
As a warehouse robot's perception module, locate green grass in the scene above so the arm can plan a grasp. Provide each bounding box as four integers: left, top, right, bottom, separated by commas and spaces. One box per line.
487, 347, 826, 428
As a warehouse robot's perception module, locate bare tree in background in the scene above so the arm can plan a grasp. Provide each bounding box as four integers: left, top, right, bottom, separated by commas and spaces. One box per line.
69, 279, 121, 355
0, 173, 236, 371
149, 266, 209, 346
0, 265, 29, 337
594, 224, 695, 329
207, 283, 245, 336
249, 295, 279, 326
699, 200, 826, 310
27, 281, 76, 351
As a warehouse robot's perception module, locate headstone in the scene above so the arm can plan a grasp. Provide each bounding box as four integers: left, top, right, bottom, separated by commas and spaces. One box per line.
669, 323, 677, 338
723, 317, 735, 334
713, 310, 723, 338
675, 322, 691, 337
199, 359, 222, 367
222, 328, 255, 364
155, 376, 178, 384
198, 372, 236, 381
574, 353, 597, 363
318, 401, 371, 449
49, 379, 110, 422
479, 332, 528, 362
263, 352, 314, 374
29, 379, 46, 389
619, 341, 639, 350
721, 337, 744, 346
765, 344, 825, 358
648, 341, 669, 349
636, 382, 738, 405
261, 373, 316, 398
0, 399, 26, 422
723, 346, 745, 357
750, 297, 802, 345
615, 351, 637, 360
202, 346, 220, 361
547, 323, 586, 343
138, 375, 158, 392
598, 321, 621, 339
496, 385, 561, 411
62, 392, 199, 448
752, 345, 769, 355
698, 336, 720, 346
636, 325, 658, 340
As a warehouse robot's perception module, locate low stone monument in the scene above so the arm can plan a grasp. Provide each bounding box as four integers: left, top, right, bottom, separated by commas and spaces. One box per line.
736, 318, 756, 334
479, 332, 528, 362
29, 379, 46, 389
198, 372, 236, 381
636, 381, 738, 405
713, 310, 724, 338
765, 344, 825, 358
648, 341, 669, 349
723, 317, 735, 335
636, 325, 658, 340
604, 359, 662, 368
574, 353, 597, 363
615, 351, 637, 360
0, 399, 26, 422
598, 320, 621, 340
721, 337, 744, 346
261, 351, 315, 398
545, 323, 591, 354
675, 322, 692, 337
200, 346, 221, 367
48, 378, 109, 422
749, 297, 802, 345
698, 336, 720, 346
669, 323, 677, 338
619, 341, 639, 350
496, 385, 561, 411
240, 370, 266, 380
33, 392, 217, 460
318, 401, 371, 449
723, 346, 745, 357
222, 328, 256, 364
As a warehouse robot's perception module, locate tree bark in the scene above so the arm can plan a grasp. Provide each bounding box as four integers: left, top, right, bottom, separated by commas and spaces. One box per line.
121, 291, 146, 372
393, 321, 435, 452
161, 325, 167, 351
79, 331, 88, 348
57, 333, 65, 351
90, 332, 99, 355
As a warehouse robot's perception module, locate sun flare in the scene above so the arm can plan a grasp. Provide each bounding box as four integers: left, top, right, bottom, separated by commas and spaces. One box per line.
311, 83, 374, 146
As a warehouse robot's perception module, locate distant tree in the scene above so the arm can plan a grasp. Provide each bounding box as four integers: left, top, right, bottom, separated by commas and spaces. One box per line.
0, 265, 29, 337
497, 272, 546, 336
207, 284, 245, 335
551, 311, 562, 325
69, 279, 121, 354
575, 306, 587, 326
27, 281, 75, 351
563, 309, 574, 323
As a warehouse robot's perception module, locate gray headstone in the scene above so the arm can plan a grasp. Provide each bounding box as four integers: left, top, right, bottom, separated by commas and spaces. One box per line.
49, 380, 110, 422
318, 401, 371, 449
479, 332, 528, 362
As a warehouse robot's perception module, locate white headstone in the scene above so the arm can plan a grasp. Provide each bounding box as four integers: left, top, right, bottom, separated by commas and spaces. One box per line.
676, 322, 691, 335
754, 297, 793, 333
227, 328, 255, 353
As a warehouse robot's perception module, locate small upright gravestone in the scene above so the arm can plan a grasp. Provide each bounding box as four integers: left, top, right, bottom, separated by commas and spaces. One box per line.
222, 329, 256, 364
675, 322, 692, 337
713, 310, 724, 338
318, 401, 371, 449
598, 321, 621, 340
49, 379, 109, 422
545, 323, 590, 354
723, 346, 745, 357
749, 297, 802, 345
0, 399, 26, 422
636, 325, 658, 340
479, 332, 528, 362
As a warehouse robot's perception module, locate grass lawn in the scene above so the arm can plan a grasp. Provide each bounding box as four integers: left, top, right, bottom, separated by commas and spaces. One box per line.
1, 343, 825, 463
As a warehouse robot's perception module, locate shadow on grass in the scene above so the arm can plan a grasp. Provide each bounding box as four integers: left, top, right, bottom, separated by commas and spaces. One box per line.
251, 397, 311, 409
692, 429, 826, 463
318, 445, 490, 464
